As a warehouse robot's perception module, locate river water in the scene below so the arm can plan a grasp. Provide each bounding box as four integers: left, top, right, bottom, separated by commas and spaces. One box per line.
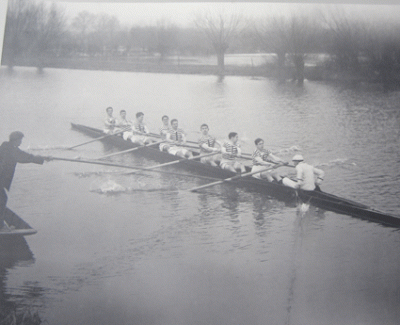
0, 67, 399, 325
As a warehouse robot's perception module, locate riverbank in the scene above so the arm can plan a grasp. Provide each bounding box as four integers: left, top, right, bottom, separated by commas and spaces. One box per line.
6, 55, 390, 90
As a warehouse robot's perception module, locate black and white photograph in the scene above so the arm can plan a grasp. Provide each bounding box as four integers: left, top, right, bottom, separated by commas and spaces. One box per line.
0, 0, 399, 324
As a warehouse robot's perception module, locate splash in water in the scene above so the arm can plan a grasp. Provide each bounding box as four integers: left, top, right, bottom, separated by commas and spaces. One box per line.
316, 158, 357, 168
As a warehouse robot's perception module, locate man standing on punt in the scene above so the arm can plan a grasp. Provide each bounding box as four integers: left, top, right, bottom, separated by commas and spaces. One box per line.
282, 154, 324, 191
0, 131, 52, 230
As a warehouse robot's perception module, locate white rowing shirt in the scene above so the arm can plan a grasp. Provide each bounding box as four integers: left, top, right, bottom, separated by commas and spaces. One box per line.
221, 141, 240, 160
133, 122, 149, 134
198, 134, 216, 153
295, 162, 325, 191
168, 128, 185, 143
252, 148, 272, 166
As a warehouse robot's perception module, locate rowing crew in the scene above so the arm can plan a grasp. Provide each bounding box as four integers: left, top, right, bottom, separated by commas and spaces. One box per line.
103, 107, 324, 191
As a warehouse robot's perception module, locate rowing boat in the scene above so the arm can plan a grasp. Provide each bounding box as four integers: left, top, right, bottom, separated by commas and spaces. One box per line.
71, 123, 400, 227
0, 208, 37, 237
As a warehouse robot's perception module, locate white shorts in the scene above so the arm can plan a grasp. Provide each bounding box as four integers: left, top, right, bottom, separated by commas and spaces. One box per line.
159, 143, 170, 152
220, 159, 242, 170
126, 133, 147, 144
251, 165, 273, 179
200, 153, 221, 164
167, 146, 190, 156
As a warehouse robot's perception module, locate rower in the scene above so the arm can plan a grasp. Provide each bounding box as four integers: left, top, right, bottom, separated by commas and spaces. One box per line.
129, 112, 152, 145
198, 124, 220, 166
251, 138, 287, 182
159, 115, 171, 152
165, 119, 193, 159
115, 110, 133, 140
103, 107, 116, 134
282, 154, 324, 191
220, 132, 246, 173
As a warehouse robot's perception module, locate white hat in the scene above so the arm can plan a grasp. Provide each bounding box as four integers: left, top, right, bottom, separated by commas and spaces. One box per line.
292, 154, 304, 161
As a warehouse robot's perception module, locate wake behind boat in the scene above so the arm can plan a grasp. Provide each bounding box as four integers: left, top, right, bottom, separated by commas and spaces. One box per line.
70, 123, 400, 228
0, 208, 37, 237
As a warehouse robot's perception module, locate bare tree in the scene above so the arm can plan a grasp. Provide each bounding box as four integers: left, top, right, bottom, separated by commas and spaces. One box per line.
32, 2, 66, 70
194, 8, 243, 75
255, 13, 319, 83
71, 11, 96, 55
155, 18, 179, 61
3, 0, 37, 68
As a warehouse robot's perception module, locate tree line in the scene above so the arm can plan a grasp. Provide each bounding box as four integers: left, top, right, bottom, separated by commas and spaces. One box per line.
2, 0, 400, 90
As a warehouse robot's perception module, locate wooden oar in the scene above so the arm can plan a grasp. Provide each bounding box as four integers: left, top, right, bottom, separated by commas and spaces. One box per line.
144, 151, 220, 170
121, 151, 220, 176
96, 140, 164, 160
190, 164, 291, 192
147, 132, 200, 146
67, 127, 131, 150
51, 157, 219, 181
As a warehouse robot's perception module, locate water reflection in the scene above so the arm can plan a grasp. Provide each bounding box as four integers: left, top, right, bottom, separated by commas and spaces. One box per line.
219, 186, 240, 223
0, 237, 43, 323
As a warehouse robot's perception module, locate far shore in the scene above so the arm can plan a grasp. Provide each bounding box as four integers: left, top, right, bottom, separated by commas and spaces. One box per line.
3, 55, 386, 89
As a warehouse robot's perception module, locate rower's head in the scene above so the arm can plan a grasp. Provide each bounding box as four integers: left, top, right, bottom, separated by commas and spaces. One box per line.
9, 131, 24, 147
200, 124, 209, 135
255, 138, 264, 149
228, 132, 239, 144
171, 119, 178, 130
136, 112, 144, 122
106, 107, 113, 116
162, 115, 169, 125
292, 154, 304, 166
120, 110, 126, 119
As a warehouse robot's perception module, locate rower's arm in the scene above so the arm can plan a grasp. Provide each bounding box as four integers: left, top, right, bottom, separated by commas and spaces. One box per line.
267, 153, 285, 164
254, 156, 267, 165
294, 166, 303, 189
181, 133, 187, 144
200, 143, 212, 152
165, 132, 173, 143
236, 147, 242, 157
314, 167, 325, 185
104, 118, 115, 127
221, 144, 228, 155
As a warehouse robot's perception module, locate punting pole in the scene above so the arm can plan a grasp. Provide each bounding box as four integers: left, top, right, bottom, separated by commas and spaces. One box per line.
51, 157, 219, 181
190, 164, 292, 192
67, 127, 131, 150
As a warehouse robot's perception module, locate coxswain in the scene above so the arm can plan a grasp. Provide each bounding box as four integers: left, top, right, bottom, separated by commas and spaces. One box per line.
103, 106, 116, 134
198, 124, 220, 166
115, 110, 133, 140
282, 154, 324, 191
251, 138, 287, 182
220, 132, 246, 173
165, 119, 193, 159
129, 112, 152, 145
0, 131, 52, 230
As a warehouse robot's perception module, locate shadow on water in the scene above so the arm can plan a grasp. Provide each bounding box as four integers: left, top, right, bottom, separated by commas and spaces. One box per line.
0, 237, 43, 324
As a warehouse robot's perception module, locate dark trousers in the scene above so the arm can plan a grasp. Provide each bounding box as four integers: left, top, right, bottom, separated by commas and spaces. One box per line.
0, 188, 7, 227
